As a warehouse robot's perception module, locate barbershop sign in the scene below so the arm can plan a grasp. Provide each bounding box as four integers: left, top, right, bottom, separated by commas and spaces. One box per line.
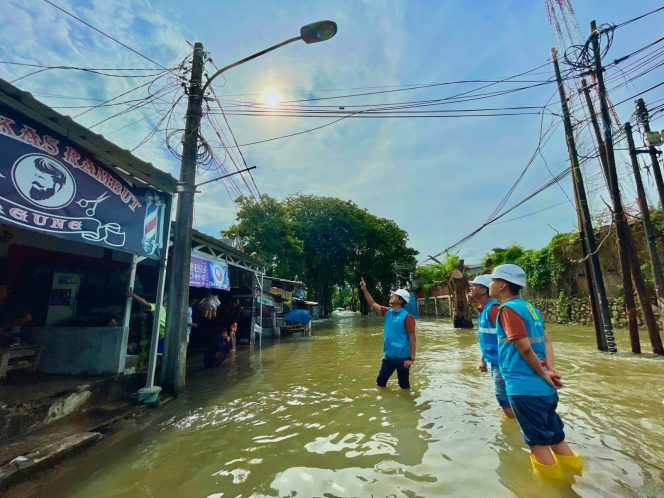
190, 254, 230, 290
0, 104, 168, 259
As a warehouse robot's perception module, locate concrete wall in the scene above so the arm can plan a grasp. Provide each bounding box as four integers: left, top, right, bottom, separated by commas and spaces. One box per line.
531, 297, 661, 330
29, 326, 125, 375
417, 296, 452, 317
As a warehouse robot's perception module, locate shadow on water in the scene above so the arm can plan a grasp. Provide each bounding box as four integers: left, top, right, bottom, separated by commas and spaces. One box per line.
7, 315, 664, 497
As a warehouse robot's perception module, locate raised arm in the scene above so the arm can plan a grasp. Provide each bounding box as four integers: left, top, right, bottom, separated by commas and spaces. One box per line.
359, 277, 383, 314
125, 289, 151, 309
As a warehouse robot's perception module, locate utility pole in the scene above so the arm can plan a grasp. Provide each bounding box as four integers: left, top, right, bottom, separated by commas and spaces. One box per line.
581, 79, 640, 351
635, 98, 664, 209
590, 21, 663, 355
163, 42, 205, 394
552, 50, 613, 352
625, 121, 664, 336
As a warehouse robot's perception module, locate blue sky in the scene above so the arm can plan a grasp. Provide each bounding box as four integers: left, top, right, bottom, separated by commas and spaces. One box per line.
1, 0, 662, 266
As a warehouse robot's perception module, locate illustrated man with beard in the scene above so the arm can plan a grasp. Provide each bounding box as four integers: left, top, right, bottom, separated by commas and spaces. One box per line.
29, 158, 67, 201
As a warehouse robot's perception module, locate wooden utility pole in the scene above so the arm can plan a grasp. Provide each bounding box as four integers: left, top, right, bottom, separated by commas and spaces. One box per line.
590, 21, 663, 355
449, 259, 473, 328
581, 79, 641, 352
163, 42, 205, 394
635, 98, 664, 209
625, 121, 664, 336
552, 49, 613, 352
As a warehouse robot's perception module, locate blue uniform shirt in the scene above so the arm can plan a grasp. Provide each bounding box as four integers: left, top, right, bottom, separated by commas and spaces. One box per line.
383, 307, 411, 359
478, 299, 500, 365
496, 298, 555, 397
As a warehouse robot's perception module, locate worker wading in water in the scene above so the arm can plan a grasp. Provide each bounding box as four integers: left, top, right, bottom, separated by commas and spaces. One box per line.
489, 264, 583, 479
359, 277, 416, 389
468, 274, 515, 418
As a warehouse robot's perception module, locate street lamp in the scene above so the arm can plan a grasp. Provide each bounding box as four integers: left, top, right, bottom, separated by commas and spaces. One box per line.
162, 21, 337, 395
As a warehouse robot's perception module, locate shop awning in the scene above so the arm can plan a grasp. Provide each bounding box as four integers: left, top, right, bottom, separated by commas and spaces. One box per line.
189, 228, 266, 274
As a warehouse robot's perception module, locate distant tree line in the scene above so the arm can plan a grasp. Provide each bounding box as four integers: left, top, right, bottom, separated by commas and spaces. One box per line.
224, 194, 418, 316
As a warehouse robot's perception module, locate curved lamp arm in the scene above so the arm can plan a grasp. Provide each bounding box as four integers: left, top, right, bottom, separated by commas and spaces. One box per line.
201, 36, 302, 96
201, 20, 337, 96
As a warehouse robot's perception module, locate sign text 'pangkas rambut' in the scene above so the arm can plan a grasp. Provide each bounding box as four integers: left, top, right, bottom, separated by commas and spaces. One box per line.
0, 104, 169, 259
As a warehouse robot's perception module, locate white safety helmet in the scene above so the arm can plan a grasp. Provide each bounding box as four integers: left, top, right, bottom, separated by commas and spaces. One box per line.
489, 264, 527, 287
391, 289, 411, 304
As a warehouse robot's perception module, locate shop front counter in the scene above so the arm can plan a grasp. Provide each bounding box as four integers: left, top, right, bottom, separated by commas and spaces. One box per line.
28, 326, 126, 375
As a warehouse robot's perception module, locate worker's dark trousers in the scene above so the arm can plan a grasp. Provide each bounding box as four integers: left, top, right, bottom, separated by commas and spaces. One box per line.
376, 357, 410, 389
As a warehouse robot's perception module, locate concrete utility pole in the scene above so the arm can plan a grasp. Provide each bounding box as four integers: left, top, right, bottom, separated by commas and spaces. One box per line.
624, 121, 664, 335
163, 42, 205, 394
590, 20, 663, 355
552, 50, 614, 352
581, 80, 640, 351
635, 98, 664, 209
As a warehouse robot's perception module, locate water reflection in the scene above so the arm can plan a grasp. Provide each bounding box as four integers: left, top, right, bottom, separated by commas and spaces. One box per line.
7, 316, 664, 497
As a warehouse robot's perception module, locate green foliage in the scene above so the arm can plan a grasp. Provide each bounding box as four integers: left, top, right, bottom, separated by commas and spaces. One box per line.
478, 238, 574, 293
515, 248, 552, 290
224, 194, 418, 315
556, 290, 571, 322
416, 254, 459, 296
332, 286, 359, 310
224, 196, 304, 278
475, 209, 663, 298
481, 245, 526, 272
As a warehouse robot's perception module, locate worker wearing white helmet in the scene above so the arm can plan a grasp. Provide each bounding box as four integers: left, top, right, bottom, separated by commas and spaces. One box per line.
467, 274, 514, 418
359, 277, 416, 389
489, 263, 582, 479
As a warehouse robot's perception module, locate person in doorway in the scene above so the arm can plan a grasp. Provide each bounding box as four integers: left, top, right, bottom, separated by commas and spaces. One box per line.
359, 277, 416, 389
229, 321, 238, 352
488, 264, 582, 479
0, 283, 32, 347
467, 274, 515, 418
204, 328, 233, 368
187, 296, 199, 344
126, 289, 166, 359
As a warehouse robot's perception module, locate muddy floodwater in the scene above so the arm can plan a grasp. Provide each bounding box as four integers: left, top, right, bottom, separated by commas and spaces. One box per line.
10, 313, 664, 497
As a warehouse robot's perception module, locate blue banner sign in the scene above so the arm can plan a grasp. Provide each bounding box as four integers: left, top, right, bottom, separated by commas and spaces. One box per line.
190, 254, 230, 290
0, 104, 168, 259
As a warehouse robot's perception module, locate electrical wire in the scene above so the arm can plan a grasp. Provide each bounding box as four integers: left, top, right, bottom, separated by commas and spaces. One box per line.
41, 0, 172, 72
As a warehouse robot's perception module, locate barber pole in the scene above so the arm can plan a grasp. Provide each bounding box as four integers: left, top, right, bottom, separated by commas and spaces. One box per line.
141, 194, 161, 255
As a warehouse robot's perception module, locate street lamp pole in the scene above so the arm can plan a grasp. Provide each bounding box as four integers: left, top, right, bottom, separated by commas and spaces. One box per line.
163, 22, 337, 395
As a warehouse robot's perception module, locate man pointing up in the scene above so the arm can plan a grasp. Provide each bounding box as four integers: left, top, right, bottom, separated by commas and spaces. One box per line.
360, 277, 416, 389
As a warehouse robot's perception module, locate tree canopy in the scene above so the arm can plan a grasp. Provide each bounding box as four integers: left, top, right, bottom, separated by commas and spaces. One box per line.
415, 253, 460, 295
224, 194, 418, 315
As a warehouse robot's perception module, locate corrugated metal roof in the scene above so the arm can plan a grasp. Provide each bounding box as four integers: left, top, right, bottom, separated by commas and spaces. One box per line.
0, 78, 179, 194
190, 227, 266, 268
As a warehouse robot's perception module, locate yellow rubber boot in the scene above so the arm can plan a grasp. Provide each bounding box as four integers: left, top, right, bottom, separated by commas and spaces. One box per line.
554, 451, 583, 474
530, 455, 564, 480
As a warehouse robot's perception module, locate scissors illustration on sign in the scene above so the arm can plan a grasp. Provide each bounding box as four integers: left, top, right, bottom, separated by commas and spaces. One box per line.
76, 192, 110, 217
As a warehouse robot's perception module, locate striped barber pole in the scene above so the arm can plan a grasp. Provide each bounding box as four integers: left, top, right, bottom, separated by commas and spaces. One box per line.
142, 195, 160, 255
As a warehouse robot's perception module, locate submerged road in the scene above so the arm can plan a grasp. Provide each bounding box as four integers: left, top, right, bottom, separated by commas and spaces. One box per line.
9, 313, 664, 497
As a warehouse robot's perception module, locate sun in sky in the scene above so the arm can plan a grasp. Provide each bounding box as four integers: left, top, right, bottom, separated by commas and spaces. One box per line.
260, 86, 282, 108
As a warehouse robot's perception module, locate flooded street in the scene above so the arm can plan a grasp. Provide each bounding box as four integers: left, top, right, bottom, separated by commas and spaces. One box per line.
10, 314, 664, 498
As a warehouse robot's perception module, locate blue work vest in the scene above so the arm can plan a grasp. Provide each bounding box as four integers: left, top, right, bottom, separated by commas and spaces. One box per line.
478, 299, 500, 365
496, 298, 555, 396
383, 307, 411, 359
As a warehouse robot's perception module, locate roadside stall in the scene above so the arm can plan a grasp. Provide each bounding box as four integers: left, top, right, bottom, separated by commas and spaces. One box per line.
264, 276, 312, 336
188, 229, 266, 348
0, 79, 177, 383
